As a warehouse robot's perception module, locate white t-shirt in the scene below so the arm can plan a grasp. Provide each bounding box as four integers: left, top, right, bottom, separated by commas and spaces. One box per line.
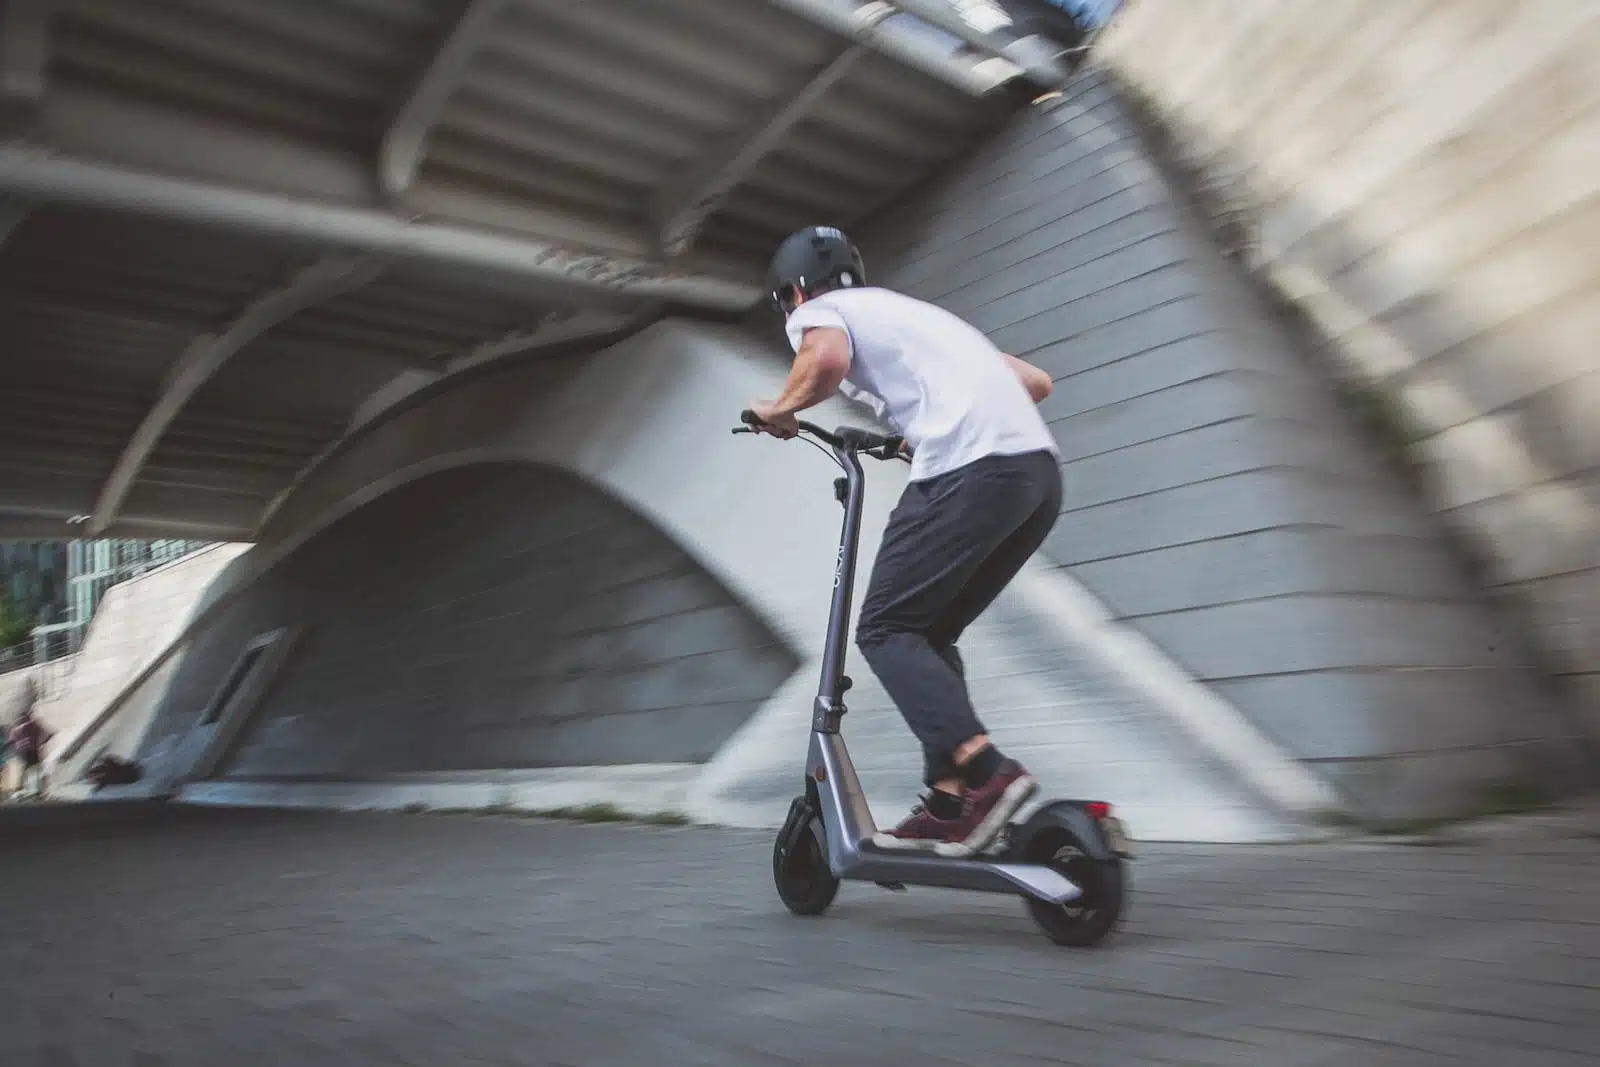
785, 287, 1059, 482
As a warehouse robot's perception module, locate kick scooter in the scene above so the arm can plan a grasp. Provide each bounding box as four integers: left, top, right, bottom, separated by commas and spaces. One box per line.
734, 411, 1131, 946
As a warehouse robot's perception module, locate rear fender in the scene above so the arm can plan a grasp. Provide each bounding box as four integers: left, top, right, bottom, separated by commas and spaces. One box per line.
1010, 800, 1128, 862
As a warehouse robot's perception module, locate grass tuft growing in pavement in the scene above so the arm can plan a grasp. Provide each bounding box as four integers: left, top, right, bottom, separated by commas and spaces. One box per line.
539, 804, 691, 827
422, 800, 692, 827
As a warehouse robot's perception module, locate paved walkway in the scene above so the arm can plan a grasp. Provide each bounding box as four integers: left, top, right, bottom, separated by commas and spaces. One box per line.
2, 807, 1595, 1066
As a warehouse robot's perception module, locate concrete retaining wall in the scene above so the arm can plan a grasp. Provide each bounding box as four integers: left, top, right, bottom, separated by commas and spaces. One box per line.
36, 543, 249, 772
1098, 0, 1600, 750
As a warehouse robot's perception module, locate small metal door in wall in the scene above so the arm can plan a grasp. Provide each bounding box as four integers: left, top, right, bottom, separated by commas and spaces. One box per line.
159, 625, 301, 797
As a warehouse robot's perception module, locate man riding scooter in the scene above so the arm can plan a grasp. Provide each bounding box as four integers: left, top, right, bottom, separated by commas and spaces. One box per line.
747, 226, 1060, 857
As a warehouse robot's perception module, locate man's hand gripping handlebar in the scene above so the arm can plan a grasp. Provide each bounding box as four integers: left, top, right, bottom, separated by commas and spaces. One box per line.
733, 410, 910, 462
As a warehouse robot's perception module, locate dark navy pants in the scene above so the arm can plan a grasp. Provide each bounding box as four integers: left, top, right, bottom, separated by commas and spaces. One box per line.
855, 449, 1062, 786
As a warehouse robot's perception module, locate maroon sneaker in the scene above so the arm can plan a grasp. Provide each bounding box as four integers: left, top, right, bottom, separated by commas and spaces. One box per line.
872, 796, 966, 853
957, 759, 1038, 856
872, 762, 1037, 857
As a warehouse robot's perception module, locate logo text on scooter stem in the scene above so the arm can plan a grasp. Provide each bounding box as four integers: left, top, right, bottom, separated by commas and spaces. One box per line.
833, 545, 845, 589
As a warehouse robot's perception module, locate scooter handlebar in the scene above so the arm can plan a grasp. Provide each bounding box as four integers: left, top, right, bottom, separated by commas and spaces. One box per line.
736, 409, 909, 462
737, 408, 832, 443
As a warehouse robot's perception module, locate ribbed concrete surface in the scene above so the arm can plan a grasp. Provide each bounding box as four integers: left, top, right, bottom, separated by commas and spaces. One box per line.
1099, 0, 1600, 758
856, 67, 1573, 820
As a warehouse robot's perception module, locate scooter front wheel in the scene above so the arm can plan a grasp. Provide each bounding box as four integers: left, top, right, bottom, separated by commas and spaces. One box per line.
772, 803, 839, 916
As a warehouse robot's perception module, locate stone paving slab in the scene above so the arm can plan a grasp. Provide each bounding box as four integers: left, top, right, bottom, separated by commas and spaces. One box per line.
1, 807, 1595, 1066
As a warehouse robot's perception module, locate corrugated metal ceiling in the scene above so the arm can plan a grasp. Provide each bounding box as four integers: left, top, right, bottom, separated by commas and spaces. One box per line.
1, 0, 1054, 540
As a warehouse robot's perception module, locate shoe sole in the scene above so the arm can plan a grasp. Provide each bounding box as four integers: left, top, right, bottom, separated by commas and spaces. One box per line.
870, 775, 1039, 858
870, 829, 946, 853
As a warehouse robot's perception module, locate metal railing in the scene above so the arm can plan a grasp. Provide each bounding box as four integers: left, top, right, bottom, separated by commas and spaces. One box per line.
0, 622, 85, 699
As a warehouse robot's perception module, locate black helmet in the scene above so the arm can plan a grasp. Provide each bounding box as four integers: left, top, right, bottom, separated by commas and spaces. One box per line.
766, 226, 866, 313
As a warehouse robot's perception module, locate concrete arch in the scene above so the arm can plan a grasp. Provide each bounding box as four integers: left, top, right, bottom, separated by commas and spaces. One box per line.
127, 456, 798, 796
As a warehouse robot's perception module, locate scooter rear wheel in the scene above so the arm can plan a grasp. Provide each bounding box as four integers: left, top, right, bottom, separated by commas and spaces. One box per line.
772, 816, 839, 916
1019, 826, 1126, 947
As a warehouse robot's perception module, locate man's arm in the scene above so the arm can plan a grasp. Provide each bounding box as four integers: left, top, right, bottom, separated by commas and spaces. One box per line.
1003, 353, 1052, 403
752, 326, 852, 432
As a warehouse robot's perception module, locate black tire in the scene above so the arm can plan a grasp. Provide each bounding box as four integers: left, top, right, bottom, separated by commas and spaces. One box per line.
1019, 826, 1126, 947
772, 816, 839, 916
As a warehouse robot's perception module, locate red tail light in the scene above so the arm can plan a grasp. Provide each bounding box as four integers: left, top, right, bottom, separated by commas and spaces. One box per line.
1083, 801, 1112, 820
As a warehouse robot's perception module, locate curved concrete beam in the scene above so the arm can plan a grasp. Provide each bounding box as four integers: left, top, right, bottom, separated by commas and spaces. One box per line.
248, 304, 656, 540
766, 0, 1020, 95
0, 147, 766, 310
88, 255, 385, 535
379, 0, 517, 199
254, 323, 889, 650
653, 45, 868, 258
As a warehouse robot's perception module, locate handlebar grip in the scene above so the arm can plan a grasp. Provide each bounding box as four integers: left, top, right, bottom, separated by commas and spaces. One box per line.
739, 409, 763, 428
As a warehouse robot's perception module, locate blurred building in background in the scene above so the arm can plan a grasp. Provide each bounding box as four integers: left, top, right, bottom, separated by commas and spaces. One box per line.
0, 539, 209, 668
1, 541, 69, 627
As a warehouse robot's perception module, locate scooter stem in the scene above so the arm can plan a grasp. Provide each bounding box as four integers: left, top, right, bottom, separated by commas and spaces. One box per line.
813, 444, 866, 734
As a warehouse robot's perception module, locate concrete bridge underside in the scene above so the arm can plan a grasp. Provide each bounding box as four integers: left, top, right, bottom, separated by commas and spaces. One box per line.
8, 1, 1593, 835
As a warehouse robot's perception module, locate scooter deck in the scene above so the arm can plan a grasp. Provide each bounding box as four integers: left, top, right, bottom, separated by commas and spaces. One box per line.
836, 840, 1081, 904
